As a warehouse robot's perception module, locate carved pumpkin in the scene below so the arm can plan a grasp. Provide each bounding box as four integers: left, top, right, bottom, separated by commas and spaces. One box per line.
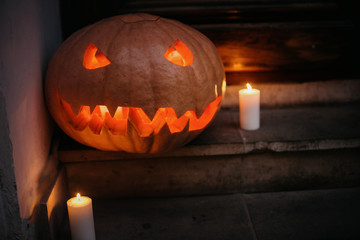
45, 13, 226, 153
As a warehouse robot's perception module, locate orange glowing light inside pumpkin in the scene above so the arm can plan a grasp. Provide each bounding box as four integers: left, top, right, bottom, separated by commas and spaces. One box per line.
59, 96, 221, 137
83, 43, 111, 69
164, 40, 193, 67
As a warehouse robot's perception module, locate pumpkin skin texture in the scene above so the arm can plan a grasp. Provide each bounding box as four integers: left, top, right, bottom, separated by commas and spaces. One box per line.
45, 13, 226, 153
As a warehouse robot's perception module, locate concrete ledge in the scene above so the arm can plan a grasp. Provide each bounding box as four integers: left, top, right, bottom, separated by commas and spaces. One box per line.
59, 103, 360, 162
35, 168, 68, 240
222, 79, 360, 108
58, 103, 360, 198
64, 148, 360, 199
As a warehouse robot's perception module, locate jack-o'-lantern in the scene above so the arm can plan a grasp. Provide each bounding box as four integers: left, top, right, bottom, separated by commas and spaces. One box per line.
45, 13, 226, 153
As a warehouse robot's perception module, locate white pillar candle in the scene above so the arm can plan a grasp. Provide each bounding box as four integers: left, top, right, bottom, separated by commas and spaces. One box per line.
67, 193, 96, 240
239, 83, 260, 130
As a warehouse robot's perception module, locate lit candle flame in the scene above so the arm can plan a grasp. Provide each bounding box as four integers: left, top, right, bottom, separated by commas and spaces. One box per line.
76, 193, 81, 201
246, 83, 252, 90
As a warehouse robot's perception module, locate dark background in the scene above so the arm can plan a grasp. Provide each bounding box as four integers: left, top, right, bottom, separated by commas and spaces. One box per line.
59, 0, 360, 84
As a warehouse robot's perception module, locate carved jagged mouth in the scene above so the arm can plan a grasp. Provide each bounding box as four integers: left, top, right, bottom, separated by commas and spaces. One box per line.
59, 96, 222, 137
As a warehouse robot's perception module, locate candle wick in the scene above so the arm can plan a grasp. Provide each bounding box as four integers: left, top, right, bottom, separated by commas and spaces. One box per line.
76, 193, 81, 201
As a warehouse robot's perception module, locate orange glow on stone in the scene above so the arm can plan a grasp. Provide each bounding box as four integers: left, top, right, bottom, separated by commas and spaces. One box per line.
83, 43, 111, 69
59, 96, 222, 136
164, 40, 193, 66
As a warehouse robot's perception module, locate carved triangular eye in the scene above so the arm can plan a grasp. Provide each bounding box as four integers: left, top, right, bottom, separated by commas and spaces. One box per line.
83, 43, 111, 69
164, 40, 193, 67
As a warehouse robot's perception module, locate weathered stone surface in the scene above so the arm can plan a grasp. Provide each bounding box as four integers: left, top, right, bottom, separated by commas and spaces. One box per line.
222, 79, 360, 108
90, 194, 253, 240
236, 103, 360, 152
0, 89, 23, 239
57, 188, 360, 240
245, 187, 360, 240
64, 148, 360, 199
33, 167, 68, 240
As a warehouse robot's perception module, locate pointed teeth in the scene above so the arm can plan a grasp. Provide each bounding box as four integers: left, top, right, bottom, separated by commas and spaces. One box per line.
106, 105, 118, 117
89, 104, 97, 114
195, 108, 204, 119
59, 96, 222, 135
141, 107, 157, 121
70, 103, 82, 116
172, 108, 188, 121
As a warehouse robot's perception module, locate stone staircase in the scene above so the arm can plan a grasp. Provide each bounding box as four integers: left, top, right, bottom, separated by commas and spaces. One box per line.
59, 99, 360, 199
36, 78, 360, 239
40, 0, 360, 238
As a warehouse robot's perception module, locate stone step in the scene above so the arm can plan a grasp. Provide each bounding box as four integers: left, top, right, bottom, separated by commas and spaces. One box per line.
56, 187, 360, 240
223, 79, 360, 108
58, 103, 360, 199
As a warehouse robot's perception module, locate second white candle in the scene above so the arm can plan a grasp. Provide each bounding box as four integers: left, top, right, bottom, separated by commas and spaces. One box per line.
239, 83, 260, 130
